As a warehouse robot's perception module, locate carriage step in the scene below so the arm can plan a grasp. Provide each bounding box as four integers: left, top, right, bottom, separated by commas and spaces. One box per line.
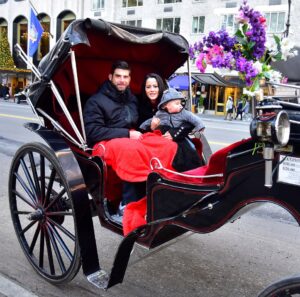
87, 270, 109, 289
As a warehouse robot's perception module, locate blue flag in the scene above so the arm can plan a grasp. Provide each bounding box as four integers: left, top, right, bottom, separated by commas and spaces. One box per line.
28, 7, 44, 57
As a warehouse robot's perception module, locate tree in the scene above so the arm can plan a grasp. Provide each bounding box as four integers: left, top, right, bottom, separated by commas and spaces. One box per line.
0, 31, 16, 70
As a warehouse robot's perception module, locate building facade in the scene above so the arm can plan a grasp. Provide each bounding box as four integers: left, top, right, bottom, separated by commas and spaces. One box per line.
0, 0, 297, 111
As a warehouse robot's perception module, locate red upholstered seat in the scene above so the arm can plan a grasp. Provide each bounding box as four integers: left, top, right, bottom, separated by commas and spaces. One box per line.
184, 138, 251, 183
122, 138, 251, 235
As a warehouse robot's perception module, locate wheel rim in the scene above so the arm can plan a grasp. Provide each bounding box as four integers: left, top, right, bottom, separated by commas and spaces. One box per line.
9, 145, 80, 282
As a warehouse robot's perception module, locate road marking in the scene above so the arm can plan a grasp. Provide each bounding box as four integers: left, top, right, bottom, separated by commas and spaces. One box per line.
0, 274, 38, 297
209, 141, 230, 147
206, 125, 248, 132
0, 114, 38, 121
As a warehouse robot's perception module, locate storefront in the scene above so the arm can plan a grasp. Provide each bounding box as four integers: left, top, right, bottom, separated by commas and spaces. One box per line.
192, 72, 244, 115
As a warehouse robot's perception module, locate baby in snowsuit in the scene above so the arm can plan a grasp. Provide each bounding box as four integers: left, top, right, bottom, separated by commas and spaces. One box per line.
139, 88, 205, 172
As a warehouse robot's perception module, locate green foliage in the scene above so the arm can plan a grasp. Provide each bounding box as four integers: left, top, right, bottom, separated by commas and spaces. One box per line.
0, 32, 16, 69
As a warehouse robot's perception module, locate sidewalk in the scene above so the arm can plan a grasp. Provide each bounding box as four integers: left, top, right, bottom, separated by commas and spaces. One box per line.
197, 112, 252, 125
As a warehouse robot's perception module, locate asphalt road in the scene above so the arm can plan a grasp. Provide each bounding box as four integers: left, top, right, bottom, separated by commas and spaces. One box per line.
1, 100, 300, 297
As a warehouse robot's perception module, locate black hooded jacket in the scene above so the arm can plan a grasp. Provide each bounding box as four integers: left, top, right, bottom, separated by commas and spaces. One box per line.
83, 80, 139, 146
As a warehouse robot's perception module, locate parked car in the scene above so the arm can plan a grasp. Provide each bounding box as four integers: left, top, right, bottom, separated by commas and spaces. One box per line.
14, 91, 27, 104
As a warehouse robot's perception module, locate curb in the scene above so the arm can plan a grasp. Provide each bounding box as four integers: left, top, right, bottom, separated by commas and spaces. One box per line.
0, 274, 38, 297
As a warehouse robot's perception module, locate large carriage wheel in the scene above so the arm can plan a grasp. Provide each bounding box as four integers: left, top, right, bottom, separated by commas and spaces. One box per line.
8, 142, 81, 284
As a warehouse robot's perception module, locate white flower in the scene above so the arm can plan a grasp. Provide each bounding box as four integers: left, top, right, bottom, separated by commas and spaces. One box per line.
243, 88, 255, 96
253, 61, 263, 73
267, 70, 282, 83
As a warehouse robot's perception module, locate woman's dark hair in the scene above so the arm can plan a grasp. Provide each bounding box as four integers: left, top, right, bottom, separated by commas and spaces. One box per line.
141, 73, 167, 103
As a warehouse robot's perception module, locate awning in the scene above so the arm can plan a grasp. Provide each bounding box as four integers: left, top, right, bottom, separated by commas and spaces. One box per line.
272, 47, 300, 82
192, 72, 244, 87
168, 75, 194, 90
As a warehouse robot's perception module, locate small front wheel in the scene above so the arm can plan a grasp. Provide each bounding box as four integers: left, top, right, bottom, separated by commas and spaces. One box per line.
258, 275, 300, 297
8, 142, 81, 284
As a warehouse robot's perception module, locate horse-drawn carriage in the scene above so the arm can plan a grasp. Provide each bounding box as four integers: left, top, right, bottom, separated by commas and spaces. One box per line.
9, 18, 300, 296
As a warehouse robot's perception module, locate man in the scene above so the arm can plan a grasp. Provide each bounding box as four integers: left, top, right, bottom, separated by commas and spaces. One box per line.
83, 60, 144, 221
84, 60, 142, 145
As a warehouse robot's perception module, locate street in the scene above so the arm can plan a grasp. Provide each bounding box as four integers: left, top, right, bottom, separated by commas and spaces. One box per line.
1, 100, 300, 297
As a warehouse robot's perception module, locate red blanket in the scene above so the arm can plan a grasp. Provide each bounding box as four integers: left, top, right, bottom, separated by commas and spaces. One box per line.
92, 132, 178, 182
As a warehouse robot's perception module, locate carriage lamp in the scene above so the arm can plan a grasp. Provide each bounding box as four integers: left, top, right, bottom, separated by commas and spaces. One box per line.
250, 100, 290, 188
251, 110, 290, 146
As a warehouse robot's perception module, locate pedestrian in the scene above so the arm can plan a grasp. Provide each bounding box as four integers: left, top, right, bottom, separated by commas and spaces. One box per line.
3, 84, 10, 100
235, 98, 243, 120
224, 96, 233, 120
242, 99, 251, 120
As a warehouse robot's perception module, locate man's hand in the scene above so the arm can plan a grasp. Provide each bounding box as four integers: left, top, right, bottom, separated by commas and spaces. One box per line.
129, 130, 142, 139
163, 131, 173, 140
150, 117, 160, 131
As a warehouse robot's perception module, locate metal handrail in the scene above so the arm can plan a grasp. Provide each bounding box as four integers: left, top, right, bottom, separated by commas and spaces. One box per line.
268, 81, 300, 90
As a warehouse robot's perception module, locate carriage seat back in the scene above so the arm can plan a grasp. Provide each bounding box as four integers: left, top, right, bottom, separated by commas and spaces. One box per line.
183, 138, 251, 183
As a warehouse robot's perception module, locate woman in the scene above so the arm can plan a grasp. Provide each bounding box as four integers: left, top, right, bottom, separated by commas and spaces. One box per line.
138, 73, 167, 126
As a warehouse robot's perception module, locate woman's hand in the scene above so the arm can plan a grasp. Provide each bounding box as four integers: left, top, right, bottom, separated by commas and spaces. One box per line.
150, 117, 160, 130
163, 131, 173, 140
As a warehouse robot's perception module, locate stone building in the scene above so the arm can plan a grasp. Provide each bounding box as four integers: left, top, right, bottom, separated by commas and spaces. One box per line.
0, 0, 297, 111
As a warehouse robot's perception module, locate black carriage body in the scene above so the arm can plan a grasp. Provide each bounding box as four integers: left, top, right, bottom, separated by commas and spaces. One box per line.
10, 17, 300, 291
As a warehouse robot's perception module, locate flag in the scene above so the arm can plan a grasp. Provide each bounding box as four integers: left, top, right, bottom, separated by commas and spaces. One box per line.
28, 7, 44, 57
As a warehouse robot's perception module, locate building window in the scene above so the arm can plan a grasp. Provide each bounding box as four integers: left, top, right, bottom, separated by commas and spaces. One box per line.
192, 16, 205, 34
265, 12, 285, 33
0, 19, 7, 39
92, 0, 105, 10
157, 0, 182, 3
225, 2, 237, 8
0, 0, 8, 3
269, 0, 281, 5
156, 17, 180, 33
122, 0, 143, 7
56, 11, 76, 40
37, 15, 50, 61
221, 14, 238, 32
121, 20, 142, 27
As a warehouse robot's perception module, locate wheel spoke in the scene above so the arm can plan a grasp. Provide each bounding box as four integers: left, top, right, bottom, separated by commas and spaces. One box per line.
47, 222, 73, 262
28, 152, 41, 200
46, 211, 73, 216
46, 224, 66, 273
14, 210, 32, 215
44, 168, 56, 207
45, 231, 55, 275
20, 158, 38, 202
40, 155, 45, 206
19, 220, 37, 236
48, 217, 75, 241
13, 189, 35, 209
39, 228, 45, 268
45, 188, 66, 211
29, 224, 41, 254
14, 173, 37, 207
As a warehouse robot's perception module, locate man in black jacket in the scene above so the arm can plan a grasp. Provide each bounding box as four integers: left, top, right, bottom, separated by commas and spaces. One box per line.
84, 60, 142, 145
83, 61, 144, 220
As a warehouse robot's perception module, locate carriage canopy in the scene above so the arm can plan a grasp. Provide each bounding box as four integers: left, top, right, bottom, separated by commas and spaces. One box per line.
28, 18, 190, 112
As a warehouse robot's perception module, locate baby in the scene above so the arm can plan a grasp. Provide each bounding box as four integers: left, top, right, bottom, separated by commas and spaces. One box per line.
139, 88, 205, 172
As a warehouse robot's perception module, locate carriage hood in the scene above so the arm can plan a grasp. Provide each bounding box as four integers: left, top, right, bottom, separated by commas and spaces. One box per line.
27, 18, 190, 110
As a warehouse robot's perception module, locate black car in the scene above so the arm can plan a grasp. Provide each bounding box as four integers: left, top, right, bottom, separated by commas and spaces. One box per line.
14, 91, 27, 104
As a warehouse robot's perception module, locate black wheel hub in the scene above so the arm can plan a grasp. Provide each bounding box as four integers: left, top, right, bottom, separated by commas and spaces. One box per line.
27, 208, 44, 221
